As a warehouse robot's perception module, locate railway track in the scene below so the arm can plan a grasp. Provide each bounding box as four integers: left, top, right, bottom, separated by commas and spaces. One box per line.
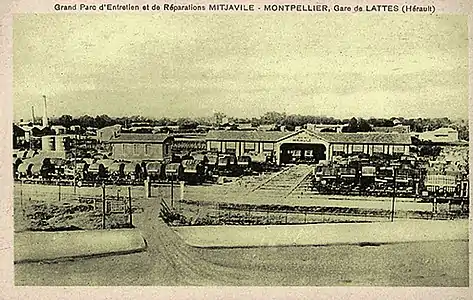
247, 164, 314, 200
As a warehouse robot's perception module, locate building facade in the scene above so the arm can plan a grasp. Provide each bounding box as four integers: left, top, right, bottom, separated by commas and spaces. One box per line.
108, 133, 173, 161
413, 127, 459, 143
206, 129, 412, 165
97, 124, 122, 142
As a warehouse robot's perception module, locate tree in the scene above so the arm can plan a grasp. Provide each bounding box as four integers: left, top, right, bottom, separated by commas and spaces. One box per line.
260, 111, 286, 125
358, 118, 372, 132
55, 115, 73, 127
177, 118, 198, 130
342, 117, 359, 132
213, 112, 226, 125
77, 115, 96, 128
94, 114, 113, 129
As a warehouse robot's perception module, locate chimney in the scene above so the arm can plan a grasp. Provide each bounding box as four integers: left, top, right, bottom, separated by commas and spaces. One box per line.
42, 95, 48, 127
31, 106, 35, 124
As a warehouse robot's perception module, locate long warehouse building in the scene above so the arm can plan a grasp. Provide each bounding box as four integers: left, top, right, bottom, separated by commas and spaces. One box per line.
206, 129, 412, 165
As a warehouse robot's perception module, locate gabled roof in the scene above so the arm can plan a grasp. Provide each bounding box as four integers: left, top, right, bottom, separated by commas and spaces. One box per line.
373, 125, 410, 134
108, 133, 172, 143
97, 124, 122, 132
205, 129, 412, 145
308, 130, 412, 145
206, 130, 292, 142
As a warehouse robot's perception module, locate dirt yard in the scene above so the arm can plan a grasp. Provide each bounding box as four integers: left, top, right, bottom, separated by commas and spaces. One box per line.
14, 183, 141, 232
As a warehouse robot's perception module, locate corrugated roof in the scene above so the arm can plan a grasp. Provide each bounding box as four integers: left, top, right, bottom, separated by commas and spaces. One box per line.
373, 126, 410, 134
312, 131, 412, 145
108, 133, 172, 143
206, 130, 292, 142
206, 129, 411, 145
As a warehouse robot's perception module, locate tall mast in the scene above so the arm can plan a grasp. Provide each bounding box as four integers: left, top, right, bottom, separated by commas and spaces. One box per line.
31, 106, 35, 124
42, 95, 48, 127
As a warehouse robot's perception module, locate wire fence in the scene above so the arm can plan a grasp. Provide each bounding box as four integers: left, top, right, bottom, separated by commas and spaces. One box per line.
14, 183, 139, 232
161, 198, 468, 226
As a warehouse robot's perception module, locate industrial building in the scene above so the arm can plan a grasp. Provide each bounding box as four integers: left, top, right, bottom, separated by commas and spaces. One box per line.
97, 124, 122, 142
412, 127, 459, 143
206, 129, 412, 165
108, 133, 173, 161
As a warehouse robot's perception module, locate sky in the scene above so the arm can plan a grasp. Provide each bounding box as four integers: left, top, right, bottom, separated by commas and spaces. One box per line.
13, 13, 469, 121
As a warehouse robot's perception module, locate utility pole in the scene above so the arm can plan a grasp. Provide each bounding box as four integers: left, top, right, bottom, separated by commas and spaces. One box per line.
31, 106, 35, 125
102, 182, 106, 229
73, 134, 77, 194
170, 176, 174, 208
128, 186, 133, 227
390, 163, 401, 222
391, 168, 396, 222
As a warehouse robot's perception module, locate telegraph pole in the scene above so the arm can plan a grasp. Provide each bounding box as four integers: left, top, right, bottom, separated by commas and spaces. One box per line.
390, 163, 400, 222
73, 134, 77, 193
391, 168, 396, 222
170, 176, 174, 208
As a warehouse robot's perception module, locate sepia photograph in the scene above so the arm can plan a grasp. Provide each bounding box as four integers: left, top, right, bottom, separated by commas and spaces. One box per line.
11, 12, 469, 287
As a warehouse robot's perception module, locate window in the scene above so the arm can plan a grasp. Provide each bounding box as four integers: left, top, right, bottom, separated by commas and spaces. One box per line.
145, 144, 149, 155
244, 142, 255, 151
226, 141, 236, 149
263, 143, 273, 151
210, 141, 219, 152
393, 145, 404, 153
373, 145, 384, 153
133, 144, 139, 154
353, 144, 363, 153
226, 148, 236, 154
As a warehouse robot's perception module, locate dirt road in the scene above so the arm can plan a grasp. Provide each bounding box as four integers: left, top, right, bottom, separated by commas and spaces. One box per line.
14, 189, 469, 286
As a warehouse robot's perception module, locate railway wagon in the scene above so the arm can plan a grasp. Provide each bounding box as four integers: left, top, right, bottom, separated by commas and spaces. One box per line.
108, 162, 125, 181
64, 162, 89, 180
216, 154, 239, 176
123, 162, 144, 181
86, 162, 108, 180
338, 166, 359, 192
190, 153, 209, 165
424, 171, 458, 198
182, 159, 205, 184
17, 162, 34, 178
48, 158, 67, 179
314, 165, 339, 194
237, 155, 252, 175
145, 161, 166, 181
206, 153, 219, 176
13, 157, 23, 177
165, 162, 184, 181
360, 166, 376, 191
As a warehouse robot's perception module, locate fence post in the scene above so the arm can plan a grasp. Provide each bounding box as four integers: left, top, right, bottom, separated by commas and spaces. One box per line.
117, 189, 120, 213
128, 186, 133, 227
58, 182, 61, 202
144, 177, 151, 198
170, 177, 174, 208
102, 183, 106, 229
20, 180, 23, 207
180, 181, 185, 201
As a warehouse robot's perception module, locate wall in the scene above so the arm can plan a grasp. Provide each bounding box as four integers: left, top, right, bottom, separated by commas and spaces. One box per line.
112, 142, 166, 161
419, 128, 459, 143
328, 143, 409, 160
207, 140, 276, 157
